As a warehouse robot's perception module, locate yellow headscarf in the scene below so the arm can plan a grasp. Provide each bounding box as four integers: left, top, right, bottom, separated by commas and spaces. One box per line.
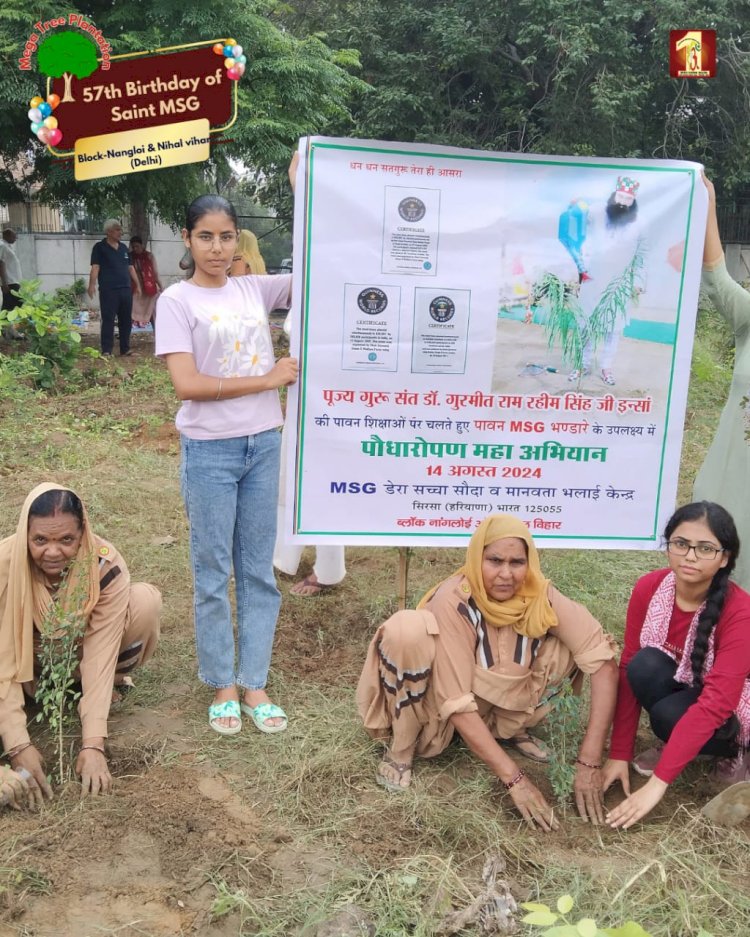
236, 229, 267, 275
418, 514, 558, 638
0, 483, 100, 699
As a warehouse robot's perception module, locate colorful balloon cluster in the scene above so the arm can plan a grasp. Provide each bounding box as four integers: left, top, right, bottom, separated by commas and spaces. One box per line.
28, 93, 62, 147
212, 38, 246, 81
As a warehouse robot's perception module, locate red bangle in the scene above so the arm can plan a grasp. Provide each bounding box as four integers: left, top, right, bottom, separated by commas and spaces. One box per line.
503, 769, 526, 790
7, 741, 33, 759
576, 758, 602, 770
79, 746, 106, 756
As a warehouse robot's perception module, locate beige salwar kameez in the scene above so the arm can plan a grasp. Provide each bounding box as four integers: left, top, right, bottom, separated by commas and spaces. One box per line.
357, 574, 614, 760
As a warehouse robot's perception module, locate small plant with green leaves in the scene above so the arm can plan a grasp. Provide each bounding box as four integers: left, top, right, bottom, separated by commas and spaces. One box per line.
0, 280, 97, 389
34, 559, 90, 786
542, 681, 583, 806
53, 278, 87, 312
0, 351, 45, 398
521, 893, 714, 937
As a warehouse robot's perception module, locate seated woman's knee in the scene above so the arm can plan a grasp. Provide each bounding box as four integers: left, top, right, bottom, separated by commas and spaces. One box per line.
626, 646, 674, 696
379, 609, 436, 649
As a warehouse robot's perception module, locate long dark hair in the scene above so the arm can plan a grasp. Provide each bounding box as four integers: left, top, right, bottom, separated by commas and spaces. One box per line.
185, 195, 238, 233
664, 501, 739, 687
28, 489, 84, 530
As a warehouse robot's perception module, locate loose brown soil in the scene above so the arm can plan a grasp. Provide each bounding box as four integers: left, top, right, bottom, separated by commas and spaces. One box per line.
1, 328, 747, 937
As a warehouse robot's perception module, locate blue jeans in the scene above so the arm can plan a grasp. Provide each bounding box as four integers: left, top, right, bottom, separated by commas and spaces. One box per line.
181, 430, 282, 689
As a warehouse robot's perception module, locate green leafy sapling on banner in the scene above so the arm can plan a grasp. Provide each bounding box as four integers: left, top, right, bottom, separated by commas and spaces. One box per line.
585, 238, 646, 349
532, 273, 587, 374
532, 235, 646, 386
37, 31, 99, 103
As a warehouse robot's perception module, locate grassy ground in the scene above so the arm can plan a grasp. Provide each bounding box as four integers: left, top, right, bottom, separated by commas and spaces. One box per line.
0, 306, 746, 937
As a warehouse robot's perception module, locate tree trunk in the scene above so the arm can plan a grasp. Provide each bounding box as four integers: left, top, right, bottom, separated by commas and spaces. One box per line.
62, 73, 74, 103
129, 197, 150, 245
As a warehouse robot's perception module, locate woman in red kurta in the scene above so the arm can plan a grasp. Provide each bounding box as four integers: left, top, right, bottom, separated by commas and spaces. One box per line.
604, 501, 750, 828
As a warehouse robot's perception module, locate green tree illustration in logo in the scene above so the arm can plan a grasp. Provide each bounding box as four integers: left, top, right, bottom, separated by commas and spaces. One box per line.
37, 31, 99, 104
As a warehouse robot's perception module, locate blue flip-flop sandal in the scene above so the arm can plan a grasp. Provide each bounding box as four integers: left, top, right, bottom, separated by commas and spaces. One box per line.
208, 699, 242, 736
241, 701, 288, 734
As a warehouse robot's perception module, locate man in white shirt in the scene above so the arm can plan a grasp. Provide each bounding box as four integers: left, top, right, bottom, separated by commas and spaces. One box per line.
0, 228, 23, 311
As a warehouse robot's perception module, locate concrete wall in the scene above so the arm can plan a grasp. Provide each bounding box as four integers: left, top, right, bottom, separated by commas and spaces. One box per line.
13, 222, 750, 306
13, 219, 187, 309
724, 243, 750, 282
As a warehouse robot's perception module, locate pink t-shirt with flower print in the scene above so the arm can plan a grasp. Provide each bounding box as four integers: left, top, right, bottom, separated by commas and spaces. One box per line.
155, 274, 291, 440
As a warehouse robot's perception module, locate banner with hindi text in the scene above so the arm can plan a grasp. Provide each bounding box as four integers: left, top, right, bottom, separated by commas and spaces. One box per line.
283, 136, 707, 549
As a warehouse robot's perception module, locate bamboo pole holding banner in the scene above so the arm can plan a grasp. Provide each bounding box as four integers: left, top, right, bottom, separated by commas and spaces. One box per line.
397, 547, 411, 610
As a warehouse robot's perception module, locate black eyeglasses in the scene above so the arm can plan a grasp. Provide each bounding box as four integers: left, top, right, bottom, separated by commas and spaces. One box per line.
665, 538, 725, 560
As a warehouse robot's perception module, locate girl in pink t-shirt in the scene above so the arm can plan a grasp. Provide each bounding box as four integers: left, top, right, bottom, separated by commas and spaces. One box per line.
156, 190, 297, 736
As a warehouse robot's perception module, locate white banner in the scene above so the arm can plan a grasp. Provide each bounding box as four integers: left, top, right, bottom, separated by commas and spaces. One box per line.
284, 136, 707, 548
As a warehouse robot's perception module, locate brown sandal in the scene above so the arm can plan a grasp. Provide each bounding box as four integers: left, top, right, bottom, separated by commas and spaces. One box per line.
289, 575, 335, 597
501, 733, 550, 763
376, 751, 413, 792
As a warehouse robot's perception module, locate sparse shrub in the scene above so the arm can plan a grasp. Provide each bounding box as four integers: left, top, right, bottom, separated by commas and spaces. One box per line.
53, 278, 87, 312
0, 280, 97, 389
543, 681, 583, 806
34, 561, 89, 786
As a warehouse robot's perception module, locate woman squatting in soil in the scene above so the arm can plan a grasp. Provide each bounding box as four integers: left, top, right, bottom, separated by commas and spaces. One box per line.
357, 514, 619, 831
0, 483, 161, 800
603, 501, 750, 827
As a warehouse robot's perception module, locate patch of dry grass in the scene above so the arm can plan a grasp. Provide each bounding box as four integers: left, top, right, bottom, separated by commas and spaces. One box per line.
0, 312, 746, 937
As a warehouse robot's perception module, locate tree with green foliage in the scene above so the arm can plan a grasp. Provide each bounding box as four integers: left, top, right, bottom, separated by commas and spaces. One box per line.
37, 30, 99, 103
278, 0, 750, 197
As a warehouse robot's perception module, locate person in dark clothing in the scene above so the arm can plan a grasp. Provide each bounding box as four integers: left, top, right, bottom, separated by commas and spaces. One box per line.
0, 228, 23, 312
88, 219, 141, 356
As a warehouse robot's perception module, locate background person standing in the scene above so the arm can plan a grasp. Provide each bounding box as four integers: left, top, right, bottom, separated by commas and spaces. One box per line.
129, 236, 163, 329
88, 219, 141, 357
0, 228, 23, 311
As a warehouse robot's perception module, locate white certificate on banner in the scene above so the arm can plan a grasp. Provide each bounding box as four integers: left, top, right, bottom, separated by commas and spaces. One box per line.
381, 185, 441, 275
411, 288, 471, 374
285, 136, 707, 549
342, 283, 401, 371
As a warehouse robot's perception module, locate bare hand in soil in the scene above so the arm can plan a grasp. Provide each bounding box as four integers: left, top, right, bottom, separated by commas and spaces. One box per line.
76, 748, 113, 796
0, 766, 32, 810
508, 776, 559, 831
601, 758, 631, 796
573, 763, 605, 824
606, 775, 667, 829
10, 745, 52, 806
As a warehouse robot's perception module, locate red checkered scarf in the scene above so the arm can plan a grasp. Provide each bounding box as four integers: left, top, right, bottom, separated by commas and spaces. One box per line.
641, 571, 750, 747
